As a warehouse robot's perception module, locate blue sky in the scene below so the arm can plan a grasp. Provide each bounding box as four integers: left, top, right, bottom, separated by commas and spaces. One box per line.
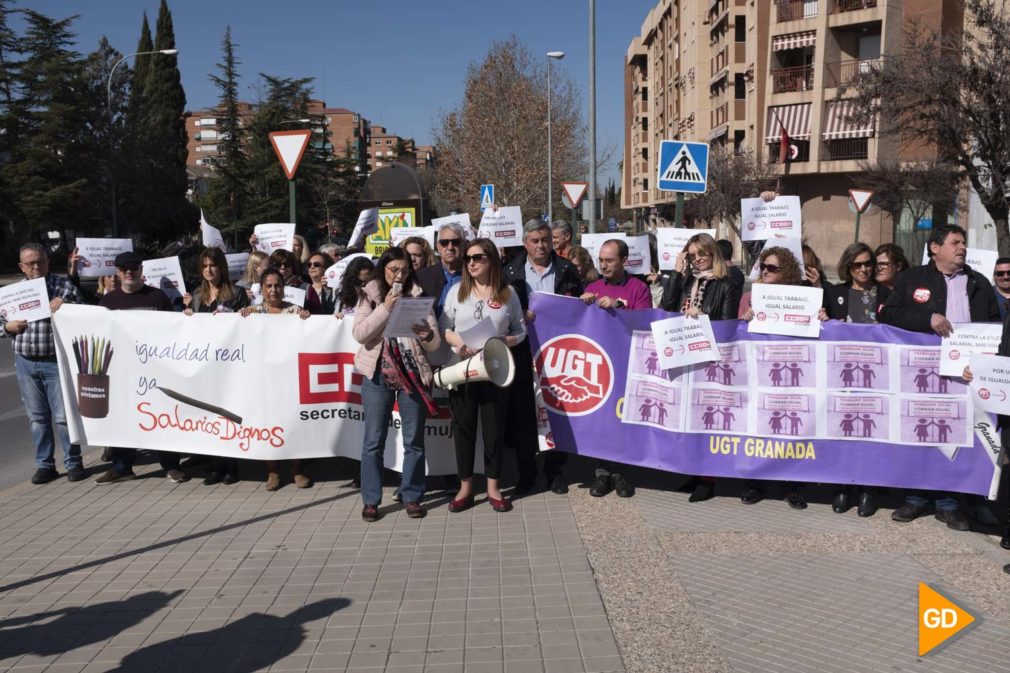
28, 0, 657, 184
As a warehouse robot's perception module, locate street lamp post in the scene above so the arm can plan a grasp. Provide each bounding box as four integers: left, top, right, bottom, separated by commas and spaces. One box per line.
546, 51, 565, 224
106, 48, 178, 237
588, 0, 597, 234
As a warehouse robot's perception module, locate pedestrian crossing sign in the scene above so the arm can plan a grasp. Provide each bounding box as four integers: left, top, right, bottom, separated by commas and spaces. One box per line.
657, 140, 709, 194
480, 184, 494, 212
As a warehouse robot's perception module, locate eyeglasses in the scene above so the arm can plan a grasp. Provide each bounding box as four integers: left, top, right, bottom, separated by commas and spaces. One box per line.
876, 261, 893, 270
438, 238, 461, 248
996, 271, 1010, 278
687, 252, 711, 261
386, 266, 409, 276
849, 260, 875, 269
19, 259, 44, 266
759, 263, 781, 274
465, 253, 488, 264
307, 261, 326, 268
276, 261, 293, 268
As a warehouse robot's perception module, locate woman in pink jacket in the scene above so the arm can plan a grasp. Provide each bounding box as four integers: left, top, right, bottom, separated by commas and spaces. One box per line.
352, 247, 441, 523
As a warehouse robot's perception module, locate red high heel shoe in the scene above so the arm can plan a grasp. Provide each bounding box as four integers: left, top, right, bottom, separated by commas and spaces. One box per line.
487, 495, 513, 512
448, 495, 474, 513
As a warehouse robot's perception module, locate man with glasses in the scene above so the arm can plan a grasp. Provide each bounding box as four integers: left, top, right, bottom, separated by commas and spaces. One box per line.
503, 220, 584, 495
579, 239, 652, 498
1, 243, 84, 484
993, 257, 1010, 321
880, 224, 1000, 530
416, 223, 467, 318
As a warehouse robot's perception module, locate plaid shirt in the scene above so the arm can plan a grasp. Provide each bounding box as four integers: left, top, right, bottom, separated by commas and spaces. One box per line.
1, 274, 83, 358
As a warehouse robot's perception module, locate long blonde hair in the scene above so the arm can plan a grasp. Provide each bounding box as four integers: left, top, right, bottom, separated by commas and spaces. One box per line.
241, 250, 268, 286
683, 233, 727, 279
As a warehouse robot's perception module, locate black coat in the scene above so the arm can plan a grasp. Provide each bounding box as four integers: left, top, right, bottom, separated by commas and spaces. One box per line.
502, 251, 584, 310
659, 272, 741, 320
879, 262, 1000, 333
822, 282, 890, 322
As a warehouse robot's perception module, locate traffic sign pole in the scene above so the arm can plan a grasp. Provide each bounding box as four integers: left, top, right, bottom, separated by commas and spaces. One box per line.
674, 193, 685, 230
289, 180, 297, 227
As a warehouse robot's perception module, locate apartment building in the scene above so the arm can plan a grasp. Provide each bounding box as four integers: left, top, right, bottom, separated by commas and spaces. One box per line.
622, 0, 965, 264
186, 100, 372, 174
366, 125, 417, 173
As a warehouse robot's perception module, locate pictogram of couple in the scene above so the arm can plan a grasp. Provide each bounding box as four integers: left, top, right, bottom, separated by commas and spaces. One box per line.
839, 413, 877, 437
839, 362, 877, 388
913, 417, 952, 443
704, 361, 736, 385
638, 398, 670, 425
700, 406, 737, 431
768, 362, 803, 387
768, 410, 803, 434
913, 367, 948, 394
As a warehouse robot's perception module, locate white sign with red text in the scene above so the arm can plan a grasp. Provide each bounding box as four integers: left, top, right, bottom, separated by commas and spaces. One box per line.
967, 353, 1010, 414
75, 238, 134, 277
580, 233, 651, 274
740, 196, 802, 242
52, 305, 467, 472
748, 284, 823, 338
253, 223, 295, 254
142, 256, 186, 302
0, 277, 50, 323
650, 314, 719, 369
940, 323, 1004, 376
477, 206, 523, 247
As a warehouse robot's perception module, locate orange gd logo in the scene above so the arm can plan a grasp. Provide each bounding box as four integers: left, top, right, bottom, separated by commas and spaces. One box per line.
918, 582, 975, 656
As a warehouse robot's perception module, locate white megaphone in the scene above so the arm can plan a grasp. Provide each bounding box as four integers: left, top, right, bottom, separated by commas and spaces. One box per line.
434, 337, 515, 390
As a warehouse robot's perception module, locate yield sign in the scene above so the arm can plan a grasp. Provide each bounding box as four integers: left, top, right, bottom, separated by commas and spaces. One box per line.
561, 181, 589, 209
269, 130, 312, 180
849, 189, 875, 213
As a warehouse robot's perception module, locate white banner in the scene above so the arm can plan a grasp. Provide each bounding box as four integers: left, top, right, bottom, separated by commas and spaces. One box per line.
748, 284, 823, 338
940, 323, 1004, 376
477, 206, 523, 247
75, 238, 133, 277
740, 195, 802, 241
254, 223, 295, 254
650, 314, 719, 369
655, 227, 716, 271
142, 256, 186, 303
968, 353, 1010, 415
0, 277, 50, 323
52, 305, 465, 472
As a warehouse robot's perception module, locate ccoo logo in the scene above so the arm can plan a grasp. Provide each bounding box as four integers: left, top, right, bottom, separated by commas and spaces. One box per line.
534, 334, 614, 416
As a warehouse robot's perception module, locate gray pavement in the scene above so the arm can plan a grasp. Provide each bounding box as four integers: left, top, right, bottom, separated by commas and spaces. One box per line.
0, 346, 50, 491
0, 447, 1006, 672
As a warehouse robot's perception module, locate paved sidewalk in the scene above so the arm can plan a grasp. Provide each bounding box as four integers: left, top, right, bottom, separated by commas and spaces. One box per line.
0, 454, 1008, 673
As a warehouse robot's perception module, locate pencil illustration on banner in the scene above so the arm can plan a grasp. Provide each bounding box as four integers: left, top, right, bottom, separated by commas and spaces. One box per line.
73, 335, 112, 418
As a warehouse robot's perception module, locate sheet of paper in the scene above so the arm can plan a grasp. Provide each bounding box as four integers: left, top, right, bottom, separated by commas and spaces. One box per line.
0, 277, 51, 323
75, 238, 133, 277
740, 195, 802, 241
748, 237, 805, 281
389, 227, 426, 246
748, 284, 823, 338
650, 314, 719, 369
433, 213, 475, 240
382, 297, 435, 338
940, 322, 1004, 376
477, 206, 523, 247
347, 208, 379, 248
142, 256, 185, 301
225, 253, 249, 282
655, 228, 716, 271
968, 353, 1010, 414
200, 210, 226, 250
457, 316, 498, 350
284, 286, 306, 308
579, 233, 651, 273
254, 223, 295, 254
325, 253, 372, 289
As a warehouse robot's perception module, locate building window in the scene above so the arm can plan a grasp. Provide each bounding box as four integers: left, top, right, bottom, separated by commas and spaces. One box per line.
386, 139, 393, 145
642, 87, 648, 102
733, 130, 746, 154
642, 178, 649, 192
735, 74, 746, 100
642, 117, 649, 132
735, 17, 746, 42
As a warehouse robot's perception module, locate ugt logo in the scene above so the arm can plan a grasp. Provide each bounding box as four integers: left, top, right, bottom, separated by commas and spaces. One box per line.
534, 335, 613, 416
298, 353, 362, 405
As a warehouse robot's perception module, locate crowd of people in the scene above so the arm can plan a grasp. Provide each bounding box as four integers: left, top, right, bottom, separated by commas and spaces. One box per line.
1, 217, 1008, 550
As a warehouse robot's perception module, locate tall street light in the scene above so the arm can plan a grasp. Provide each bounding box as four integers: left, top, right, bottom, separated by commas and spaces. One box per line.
588, 0, 597, 233
546, 51, 565, 224
106, 48, 178, 237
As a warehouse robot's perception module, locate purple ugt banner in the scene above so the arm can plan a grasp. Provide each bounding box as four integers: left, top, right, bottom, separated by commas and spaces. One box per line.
527, 294, 1003, 498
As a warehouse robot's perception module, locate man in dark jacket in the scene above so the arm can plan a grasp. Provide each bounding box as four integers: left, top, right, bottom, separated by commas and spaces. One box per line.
415, 222, 467, 318
502, 220, 583, 495
880, 224, 999, 530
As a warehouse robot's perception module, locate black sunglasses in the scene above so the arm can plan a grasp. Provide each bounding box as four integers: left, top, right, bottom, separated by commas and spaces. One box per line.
759, 263, 781, 274
465, 253, 488, 264
849, 260, 875, 269
996, 271, 1010, 278
438, 238, 461, 247
307, 261, 326, 268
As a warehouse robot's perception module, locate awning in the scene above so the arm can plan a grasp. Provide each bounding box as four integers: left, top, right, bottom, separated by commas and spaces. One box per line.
709, 68, 728, 86
764, 103, 811, 143
823, 99, 874, 139
708, 124, 729, 141
772, 31, 816, 51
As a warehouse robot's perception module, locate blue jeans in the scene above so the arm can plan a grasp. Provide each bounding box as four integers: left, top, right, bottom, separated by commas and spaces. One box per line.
360, 372, 428, 506
15, 355, 80, 470
906, 490, 959, 513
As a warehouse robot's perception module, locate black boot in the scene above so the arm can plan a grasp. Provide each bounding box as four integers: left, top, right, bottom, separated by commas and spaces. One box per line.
857, 488, 878, 518
832, 487, 851, 514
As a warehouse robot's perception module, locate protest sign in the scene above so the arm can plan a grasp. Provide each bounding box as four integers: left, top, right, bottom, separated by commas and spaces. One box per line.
0, 277, 50, 323
920, 243, 998, 281
225, 253, 249, 282
940, 323, 1003, 376
740, 195, 802, 241
655, 228, 716, 271
200, 210, 226, 250
476, 206, 523, 247
348, 208, 379, 248
75, 238, 133, 277
650, 314, 719, 369
748, 237, 805, 281
432, 213, 474, 240
253, 223, 295, 254
142, 256, 186, 302
748, 284, 823, 338
968, 353, 1010, 415
325, 253, 372, 290
580, 233, 651, 274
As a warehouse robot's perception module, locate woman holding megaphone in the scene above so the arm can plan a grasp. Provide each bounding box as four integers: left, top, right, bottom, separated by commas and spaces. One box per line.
352, 247, 442, 523
439, 239, 527, 513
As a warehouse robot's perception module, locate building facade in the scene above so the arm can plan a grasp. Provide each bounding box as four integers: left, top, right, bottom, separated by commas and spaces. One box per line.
622, 0, 965, 268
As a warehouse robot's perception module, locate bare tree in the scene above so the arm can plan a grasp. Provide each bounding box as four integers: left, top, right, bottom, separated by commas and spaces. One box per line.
856, 160, 962, 239
430, 36, 586, 219
845, 0, 1010, 254
684, 148, 777, 240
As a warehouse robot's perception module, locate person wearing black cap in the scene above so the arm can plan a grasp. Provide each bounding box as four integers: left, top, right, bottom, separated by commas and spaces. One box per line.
94, 251, 186, 484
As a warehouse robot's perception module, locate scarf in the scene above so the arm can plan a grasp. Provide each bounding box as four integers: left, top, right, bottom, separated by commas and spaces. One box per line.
380, 338, 438, 415
681, 269, 715, 312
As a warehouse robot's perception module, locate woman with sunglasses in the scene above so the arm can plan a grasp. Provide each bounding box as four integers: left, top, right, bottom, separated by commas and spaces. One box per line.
738, 246, 809, 510
267, 249, 323, 314
660, 233, 741, 319
817, 243, 889, 517
306, 251, 336, 314
439, 239, 526, 513
352, 247, 441, 522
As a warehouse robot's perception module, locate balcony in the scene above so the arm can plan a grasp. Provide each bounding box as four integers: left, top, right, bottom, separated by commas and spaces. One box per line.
824, 58, 879, 87
830, 0, 877, 13
768, 140, 810, 163
777, 0, 817, 22
771, 64, 814, 93
823, 137, 868, 160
